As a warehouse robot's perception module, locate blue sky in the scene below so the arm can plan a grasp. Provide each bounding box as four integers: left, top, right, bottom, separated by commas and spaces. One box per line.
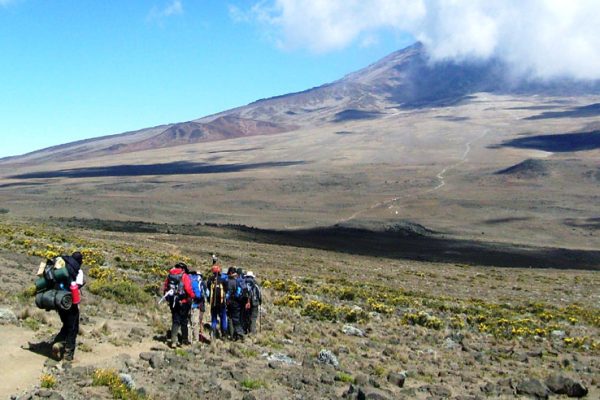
3, 1, 597, 158
0, 1, 412, 158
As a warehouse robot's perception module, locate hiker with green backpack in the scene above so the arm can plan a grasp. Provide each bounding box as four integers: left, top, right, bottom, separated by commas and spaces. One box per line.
33, 251, 85, 362
162, 262, 195, 347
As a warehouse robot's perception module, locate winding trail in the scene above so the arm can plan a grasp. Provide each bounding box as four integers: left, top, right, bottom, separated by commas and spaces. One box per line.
0, 323, 156, 398
337, 130, 489, 225
431, 130, 488, 192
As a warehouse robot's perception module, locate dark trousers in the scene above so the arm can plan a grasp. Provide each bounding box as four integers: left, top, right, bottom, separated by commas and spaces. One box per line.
170, 301, 191, 343
227, 301, 244, 338
247, 305, 259, 334
56, 304, 79, 352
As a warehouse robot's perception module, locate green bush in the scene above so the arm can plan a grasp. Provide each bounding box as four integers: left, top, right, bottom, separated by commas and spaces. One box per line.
241, 379, 266, 390
89, 279, 151, 305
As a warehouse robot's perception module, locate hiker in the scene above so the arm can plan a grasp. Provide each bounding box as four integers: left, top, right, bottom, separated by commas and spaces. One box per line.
206, 260, 228, 339
226, 266, 246, 341
52, 251, 85, 362
189, 270, 207, 343
242, 270, 262, 334
162, 262, 195, 347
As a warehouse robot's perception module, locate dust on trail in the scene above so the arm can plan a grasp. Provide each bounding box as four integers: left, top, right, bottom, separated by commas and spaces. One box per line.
337, 130, 489, 225
0, 324, 156, 398
1, 325, 40, 398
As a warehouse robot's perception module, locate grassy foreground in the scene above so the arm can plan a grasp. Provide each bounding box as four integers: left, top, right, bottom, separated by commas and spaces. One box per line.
1, 217, 598, 398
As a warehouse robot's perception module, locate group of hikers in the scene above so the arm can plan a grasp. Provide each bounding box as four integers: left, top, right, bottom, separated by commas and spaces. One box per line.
34, 252, 262, 363
161, 255, 263, 347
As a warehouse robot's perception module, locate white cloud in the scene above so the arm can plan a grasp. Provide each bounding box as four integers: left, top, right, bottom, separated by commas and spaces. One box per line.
243, 0, 600, 80
148, 0, 184, 23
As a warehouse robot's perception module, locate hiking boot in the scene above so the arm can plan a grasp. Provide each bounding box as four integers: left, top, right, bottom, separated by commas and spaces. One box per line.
51, 342, 65, 360
63, 348, 74, 362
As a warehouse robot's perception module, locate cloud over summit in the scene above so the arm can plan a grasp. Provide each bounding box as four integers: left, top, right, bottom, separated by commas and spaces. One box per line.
245, 0, 600, 81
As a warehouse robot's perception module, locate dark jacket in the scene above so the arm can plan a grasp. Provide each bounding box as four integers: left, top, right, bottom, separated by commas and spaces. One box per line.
62, 256, 82, 282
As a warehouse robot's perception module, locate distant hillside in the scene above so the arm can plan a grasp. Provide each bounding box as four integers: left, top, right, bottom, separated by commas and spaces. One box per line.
3, 41, 600, 165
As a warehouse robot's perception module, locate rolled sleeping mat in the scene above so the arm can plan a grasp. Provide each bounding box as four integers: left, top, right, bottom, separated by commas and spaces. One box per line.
53, 267, 70, 283
34, 289, 73, 311
35, 289, 58, 310
55, 290, 73, 311
34, 276, 51, 293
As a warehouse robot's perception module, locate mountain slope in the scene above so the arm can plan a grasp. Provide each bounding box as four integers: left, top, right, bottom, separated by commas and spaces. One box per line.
3, 42, 600, 165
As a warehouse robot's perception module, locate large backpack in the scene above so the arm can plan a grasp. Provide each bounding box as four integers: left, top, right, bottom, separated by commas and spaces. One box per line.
210, 276, 226, 307
227, 276, 246, 302
167, 272, 186, 302
246, 278, 261, 307
35, 257, 73, 293
190, 274, 205, 302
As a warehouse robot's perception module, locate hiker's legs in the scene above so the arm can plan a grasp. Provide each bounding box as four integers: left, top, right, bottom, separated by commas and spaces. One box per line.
241, 304, 249, 333
229, 301, 244, 338
198, 302, 205, 334
61, 305, 79, 360
249, 305, 259, 334
190, 306, 199, 342
179, 302, 191, 344
170, 305, 180, 345
55, 308, 69, 343
220, 306, 228, 335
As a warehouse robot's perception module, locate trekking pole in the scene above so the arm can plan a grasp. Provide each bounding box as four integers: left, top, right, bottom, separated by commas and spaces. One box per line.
259, 304, 262, 333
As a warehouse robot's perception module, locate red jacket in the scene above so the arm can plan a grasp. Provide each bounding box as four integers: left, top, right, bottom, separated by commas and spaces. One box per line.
163, 268, 195, 304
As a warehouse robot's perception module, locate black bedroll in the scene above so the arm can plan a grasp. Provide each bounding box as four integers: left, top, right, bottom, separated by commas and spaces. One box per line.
35, 289, 73, 311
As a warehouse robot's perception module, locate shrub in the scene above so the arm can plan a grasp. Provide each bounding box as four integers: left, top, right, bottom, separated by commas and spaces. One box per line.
402, 311, 443, 330
88, 279, 151, 305
273, 294, 303, 308
301, 300, 338, 321
241, 379, 266, 390
40, 373, 57, 388
92, 368, 146, 400
336, 372, 354, 383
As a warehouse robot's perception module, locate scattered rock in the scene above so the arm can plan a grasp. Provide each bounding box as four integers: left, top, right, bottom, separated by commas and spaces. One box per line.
149, 353, 165, 369
551, 330, 566, 340
342, 325, 365, 337
545, 375, 588, 397
444, 337, 461, 350
354, 373, 368, 386
386, 371, 406, 388
516, 379, 550, 399
262, 352, 300, 365
0, 308, 17, 324
317, 349, 339, 369
420, 384, 452, 398
119, 373, 136, 390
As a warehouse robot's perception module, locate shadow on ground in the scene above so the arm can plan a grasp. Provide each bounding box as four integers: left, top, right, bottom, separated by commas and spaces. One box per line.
8, 161, 305, 179
22, 341, 54, 359
54, 218, 600, 271
525, 103, 600, 120
491, 130, 600, 152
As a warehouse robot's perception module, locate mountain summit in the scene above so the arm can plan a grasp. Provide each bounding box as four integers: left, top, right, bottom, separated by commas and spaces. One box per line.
3, 42, 599, 164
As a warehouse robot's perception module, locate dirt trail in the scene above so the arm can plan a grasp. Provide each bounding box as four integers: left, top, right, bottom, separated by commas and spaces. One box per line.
1, 325, 40, 397
0, 324, 156, 398
335, 130, 489, 225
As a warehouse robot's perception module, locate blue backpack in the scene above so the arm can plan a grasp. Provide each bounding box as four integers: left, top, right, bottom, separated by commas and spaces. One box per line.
190, 274, 206, 303
227, 276, 246, 301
